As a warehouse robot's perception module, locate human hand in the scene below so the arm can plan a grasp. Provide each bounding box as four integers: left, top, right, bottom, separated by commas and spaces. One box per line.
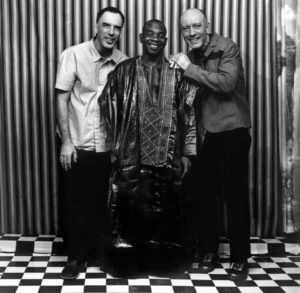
168, 55, 179, 69
181, 156, 191, 178
170, 53, 191, 71
60, 140, 77, 171
111, 154, 118, 164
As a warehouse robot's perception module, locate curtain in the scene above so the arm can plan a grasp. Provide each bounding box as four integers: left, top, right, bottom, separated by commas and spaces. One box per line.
0, 0, 280, 236
278, 0, 300, 235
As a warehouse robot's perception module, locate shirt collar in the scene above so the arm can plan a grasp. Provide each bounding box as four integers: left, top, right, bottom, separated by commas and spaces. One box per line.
89, 38, 119, 64
140, 55, 166, 68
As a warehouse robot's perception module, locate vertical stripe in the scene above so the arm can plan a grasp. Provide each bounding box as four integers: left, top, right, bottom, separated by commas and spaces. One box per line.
231, 0, 239, 42
47, 0, 58, 232
248, 0, 257, 234
272, 0, 280, 236
213, 0, 222, 35
20, 0, 32, 232
257, 0, 265, 236
118, 0, 127, 53
0, 0, 8, 232
137, 0, 144, 56
171, 0, 180, 55
29, 0, 41, 233
163, 0, 171, 57
12, 0, 23, 232
3, 0, 17, 232
82, 1, 91, 42
264, 0, 273, 235
222, 0, 230, 38
154, 0, 163, 20
127, 0, 136, 57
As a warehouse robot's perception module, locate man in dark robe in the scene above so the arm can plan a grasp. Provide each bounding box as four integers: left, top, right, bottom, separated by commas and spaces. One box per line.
99, 19, 197, 261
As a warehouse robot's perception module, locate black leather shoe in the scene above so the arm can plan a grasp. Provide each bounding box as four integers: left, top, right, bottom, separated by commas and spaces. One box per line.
198, 252, 219, 273
228, 261, 249, 281
60, 260, 86, 280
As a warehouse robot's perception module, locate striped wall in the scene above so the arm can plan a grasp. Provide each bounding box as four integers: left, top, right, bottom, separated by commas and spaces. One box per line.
0, 0, 280, 236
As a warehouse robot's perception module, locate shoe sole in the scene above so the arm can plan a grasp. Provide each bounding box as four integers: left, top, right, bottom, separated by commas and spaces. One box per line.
228, 274, 248, 281
59, 272, 80, 280
198, 267, 216, 273
198, 261, 219, 274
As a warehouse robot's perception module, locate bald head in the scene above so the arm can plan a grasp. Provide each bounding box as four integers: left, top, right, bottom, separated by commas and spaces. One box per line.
180, 8, 209, 50
180, 8, 207, 24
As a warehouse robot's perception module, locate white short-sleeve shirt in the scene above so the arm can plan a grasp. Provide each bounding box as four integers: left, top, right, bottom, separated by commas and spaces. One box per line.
55, 39, 127, 152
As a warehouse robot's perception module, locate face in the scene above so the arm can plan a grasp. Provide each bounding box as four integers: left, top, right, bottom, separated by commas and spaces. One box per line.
139, 22, 167, 56
180, 9, 209, 49
95, 11, 123, 50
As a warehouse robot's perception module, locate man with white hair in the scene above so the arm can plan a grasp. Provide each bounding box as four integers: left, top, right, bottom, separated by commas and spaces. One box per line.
171, 8, 252, 281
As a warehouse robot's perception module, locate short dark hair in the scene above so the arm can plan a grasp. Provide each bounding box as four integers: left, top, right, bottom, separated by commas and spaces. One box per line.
96, 7, 125, 26
142, 19, 167, 35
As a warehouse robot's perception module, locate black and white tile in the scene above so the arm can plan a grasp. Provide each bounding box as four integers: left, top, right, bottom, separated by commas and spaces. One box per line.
0, 235, 299, 293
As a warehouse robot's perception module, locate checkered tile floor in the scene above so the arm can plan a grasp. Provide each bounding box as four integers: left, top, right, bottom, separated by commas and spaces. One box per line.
0, 235, 299, 293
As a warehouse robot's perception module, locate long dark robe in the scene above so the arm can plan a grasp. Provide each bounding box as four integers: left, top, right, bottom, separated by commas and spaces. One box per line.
99, 56, 197, 246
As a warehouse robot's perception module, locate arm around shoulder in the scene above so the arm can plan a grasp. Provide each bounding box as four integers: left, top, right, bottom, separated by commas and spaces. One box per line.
184, 40, 242, 93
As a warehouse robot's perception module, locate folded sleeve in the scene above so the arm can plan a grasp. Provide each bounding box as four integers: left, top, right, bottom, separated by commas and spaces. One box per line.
55, 48, 77, 91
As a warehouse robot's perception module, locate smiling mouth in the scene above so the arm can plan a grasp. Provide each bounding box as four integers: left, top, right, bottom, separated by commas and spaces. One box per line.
105, 38, 115, 44
146, 42, 163, 49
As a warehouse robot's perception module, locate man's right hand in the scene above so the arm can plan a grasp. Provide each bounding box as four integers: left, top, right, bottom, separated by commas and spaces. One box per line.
60, 140, 77, 171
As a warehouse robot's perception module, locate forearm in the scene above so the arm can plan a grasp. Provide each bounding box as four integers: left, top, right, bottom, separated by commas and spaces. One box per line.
184, 63, 240, 93
56, 90, 72, 143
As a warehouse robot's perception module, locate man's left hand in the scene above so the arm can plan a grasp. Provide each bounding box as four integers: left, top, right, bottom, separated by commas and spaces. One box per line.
181, 156, 191, 178
170, 53, 191, 71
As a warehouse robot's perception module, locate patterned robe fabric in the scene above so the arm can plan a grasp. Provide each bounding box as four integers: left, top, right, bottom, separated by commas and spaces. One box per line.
99, 56, 197, 246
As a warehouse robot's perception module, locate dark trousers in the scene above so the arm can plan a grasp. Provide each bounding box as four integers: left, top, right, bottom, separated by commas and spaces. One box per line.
198, 128, 251, 262
57, 139, 111, 261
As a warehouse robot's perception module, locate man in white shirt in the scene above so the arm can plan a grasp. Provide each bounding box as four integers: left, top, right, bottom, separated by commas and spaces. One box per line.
55, 6, 127, 280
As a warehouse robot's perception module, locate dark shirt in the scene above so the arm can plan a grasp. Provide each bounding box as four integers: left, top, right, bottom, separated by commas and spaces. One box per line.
99, 56, 197, 170
184, 33, 251, 133
141, 63, 162, 105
